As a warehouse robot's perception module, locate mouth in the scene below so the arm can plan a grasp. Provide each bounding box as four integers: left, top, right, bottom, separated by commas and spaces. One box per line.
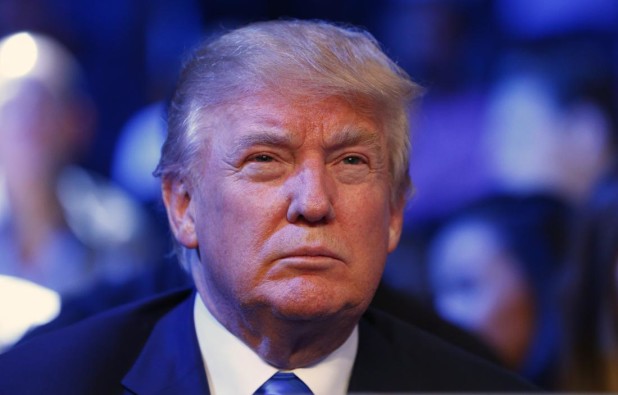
274, 247, 344, 270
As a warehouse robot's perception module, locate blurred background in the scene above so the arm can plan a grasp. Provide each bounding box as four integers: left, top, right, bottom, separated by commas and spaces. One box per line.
1, 0, 618, 391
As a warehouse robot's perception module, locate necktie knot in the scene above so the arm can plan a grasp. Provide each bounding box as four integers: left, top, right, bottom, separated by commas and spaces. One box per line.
254, 372, 313, 395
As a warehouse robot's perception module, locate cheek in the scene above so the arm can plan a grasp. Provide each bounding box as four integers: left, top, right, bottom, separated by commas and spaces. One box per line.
336, 197, 392, 285
197, 175, 274, 227
345, 188, 392, 234
193, 181, 284, 275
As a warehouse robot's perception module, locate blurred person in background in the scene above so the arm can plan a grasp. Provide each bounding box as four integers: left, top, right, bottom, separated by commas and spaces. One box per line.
0, 31, 163, 350
427, 194, 571, 389
482, 41, 617, 204
559, 161, 618, 391
374, 0, 496, 225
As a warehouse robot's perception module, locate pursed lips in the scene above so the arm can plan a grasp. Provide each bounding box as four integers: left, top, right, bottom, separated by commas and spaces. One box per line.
273, 246, 345, 270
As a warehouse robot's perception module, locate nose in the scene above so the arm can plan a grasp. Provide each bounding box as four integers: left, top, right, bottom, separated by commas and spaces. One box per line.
286, 161, 335, 224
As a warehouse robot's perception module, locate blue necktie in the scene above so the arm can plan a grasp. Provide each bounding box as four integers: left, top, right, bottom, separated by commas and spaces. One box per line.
254, 372, 313, 395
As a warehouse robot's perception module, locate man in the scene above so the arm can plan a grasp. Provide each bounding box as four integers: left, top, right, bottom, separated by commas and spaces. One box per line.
0, 20, 534, 394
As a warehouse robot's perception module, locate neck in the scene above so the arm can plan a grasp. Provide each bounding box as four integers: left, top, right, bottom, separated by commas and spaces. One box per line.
236, 309, 358, 369
196, 288, 360, 369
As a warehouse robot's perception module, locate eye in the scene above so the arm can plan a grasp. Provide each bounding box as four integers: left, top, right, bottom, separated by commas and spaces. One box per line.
341, 155, 366, 165
249, 154, 275, 163
240, 152, 287, 182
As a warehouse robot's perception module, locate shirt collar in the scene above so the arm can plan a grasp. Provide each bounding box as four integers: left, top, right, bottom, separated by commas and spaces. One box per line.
193, 294, 358, 395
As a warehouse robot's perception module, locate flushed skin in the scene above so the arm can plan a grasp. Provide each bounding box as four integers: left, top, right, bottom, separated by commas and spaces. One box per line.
163, 93, 405, 368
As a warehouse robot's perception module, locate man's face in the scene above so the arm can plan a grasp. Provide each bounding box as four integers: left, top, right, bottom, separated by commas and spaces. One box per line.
165, 93, 404, 327
428, 221, 535, 368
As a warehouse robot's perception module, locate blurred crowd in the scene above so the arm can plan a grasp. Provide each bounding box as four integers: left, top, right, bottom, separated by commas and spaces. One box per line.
0, 0, 617, 391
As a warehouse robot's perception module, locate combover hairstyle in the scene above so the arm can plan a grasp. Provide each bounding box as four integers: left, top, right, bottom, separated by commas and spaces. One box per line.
154, 19, 421, 269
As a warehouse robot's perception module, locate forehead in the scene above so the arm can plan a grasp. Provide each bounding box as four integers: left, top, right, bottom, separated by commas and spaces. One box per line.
202, 92, 386, 146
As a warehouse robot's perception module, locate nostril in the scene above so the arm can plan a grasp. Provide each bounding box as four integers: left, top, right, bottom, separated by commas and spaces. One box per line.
286, 187, 335, 224
295, 213, 330, 226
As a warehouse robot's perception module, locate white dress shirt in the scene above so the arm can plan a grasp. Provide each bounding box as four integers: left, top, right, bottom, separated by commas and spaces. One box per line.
194, 294, 358, 395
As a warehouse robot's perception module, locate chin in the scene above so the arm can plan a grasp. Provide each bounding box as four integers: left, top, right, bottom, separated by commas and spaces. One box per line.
252, 275, 369, 322
272, 303, 342, 322
270, 290, 365, 323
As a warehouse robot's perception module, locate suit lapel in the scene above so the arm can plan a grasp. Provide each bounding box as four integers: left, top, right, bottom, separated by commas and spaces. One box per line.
348, 309, 427, 393
349, 312, 405, 392
122, 292, 210, 395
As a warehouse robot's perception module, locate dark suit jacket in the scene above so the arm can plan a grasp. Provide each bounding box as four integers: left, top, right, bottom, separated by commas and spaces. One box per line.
0, 288, 535, 394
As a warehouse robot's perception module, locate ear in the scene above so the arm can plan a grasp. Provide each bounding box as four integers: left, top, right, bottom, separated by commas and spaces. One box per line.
161, 177, 198, 249
387, 196, 406, 253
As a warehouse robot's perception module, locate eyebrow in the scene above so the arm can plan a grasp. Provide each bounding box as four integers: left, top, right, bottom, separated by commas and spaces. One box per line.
228, 125, 383, 157
325, 125, 383, 153
229, 131, 295, 158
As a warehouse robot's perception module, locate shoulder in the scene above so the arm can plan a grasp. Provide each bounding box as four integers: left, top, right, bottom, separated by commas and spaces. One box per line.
351, 307, 538, 392
0, 287, 193, 395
